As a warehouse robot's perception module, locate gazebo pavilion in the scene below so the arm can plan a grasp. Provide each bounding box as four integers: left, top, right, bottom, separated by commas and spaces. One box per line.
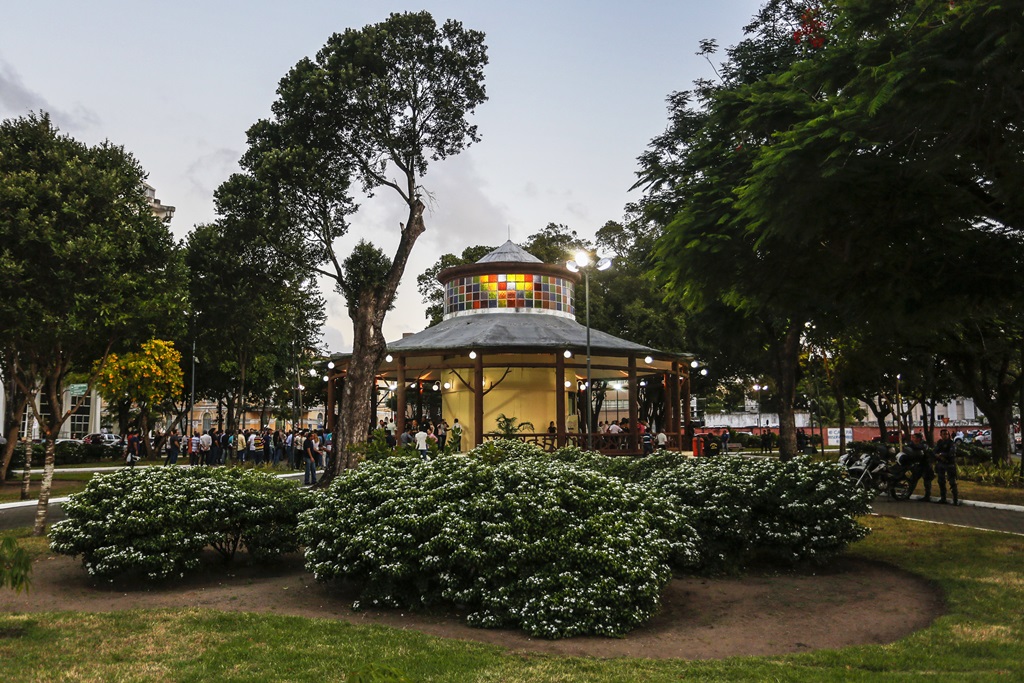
326, 241, 693, 453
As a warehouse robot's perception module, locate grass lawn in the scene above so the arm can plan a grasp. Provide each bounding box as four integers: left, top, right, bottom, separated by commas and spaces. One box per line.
0, 474, 93, 503
1, 516, 1022, 681
956, 480, 1024, 506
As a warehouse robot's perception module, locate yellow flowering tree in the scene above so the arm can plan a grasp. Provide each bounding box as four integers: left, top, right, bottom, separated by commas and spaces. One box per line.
96, 339, 184, 456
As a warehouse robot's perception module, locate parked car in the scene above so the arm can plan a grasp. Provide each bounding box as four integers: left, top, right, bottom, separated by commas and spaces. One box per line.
976, 429, 993, 447
83, 433, 123, 448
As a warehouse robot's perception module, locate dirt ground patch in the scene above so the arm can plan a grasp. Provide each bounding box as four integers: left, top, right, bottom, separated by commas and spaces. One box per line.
0, 552, 943, 660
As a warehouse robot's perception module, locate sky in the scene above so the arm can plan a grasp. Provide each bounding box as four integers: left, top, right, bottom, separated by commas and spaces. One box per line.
0, 0, 763, 354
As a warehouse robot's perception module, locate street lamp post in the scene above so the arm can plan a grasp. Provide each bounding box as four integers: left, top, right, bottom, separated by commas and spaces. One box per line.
753, 383, 762, 430
189, 339, 196, 438
567, 251, 612, 451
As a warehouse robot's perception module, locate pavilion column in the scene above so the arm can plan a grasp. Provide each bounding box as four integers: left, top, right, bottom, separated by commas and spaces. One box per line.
474, 352, 484, 448
555, 352, 566, 448
662, 371, 671, 435
682, 372, 692, 446
670, 362, 680, 438
396, 357, 407, 436
628, 356, 639, 452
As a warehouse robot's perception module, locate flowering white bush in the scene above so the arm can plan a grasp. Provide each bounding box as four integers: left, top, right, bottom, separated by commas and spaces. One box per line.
300, 454, 699, 638
644, 456, 873, 571
50, 467, 309, 580
300, 445, 871, 638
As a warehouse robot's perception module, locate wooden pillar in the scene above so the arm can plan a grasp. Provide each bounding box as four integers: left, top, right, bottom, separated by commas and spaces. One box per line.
662, 371, 672, 435
556, 351, 566, 448
682, 371, 692, 446
396, 357, 406, 436
670, 362, 680, 438
628, 356, 639, 452
474, 352, 484, 448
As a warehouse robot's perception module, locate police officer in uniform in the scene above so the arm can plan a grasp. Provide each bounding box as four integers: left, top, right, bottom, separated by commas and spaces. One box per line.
901, 432, 935, 502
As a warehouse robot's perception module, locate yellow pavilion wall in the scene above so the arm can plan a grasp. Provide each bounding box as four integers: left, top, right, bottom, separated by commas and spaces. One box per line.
440, 366, 573, 449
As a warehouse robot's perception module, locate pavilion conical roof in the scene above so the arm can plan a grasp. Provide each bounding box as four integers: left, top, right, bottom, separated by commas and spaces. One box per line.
475, 240, 543, 264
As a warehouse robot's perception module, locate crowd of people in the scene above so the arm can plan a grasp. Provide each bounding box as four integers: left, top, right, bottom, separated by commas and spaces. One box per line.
123, 426, 331, 486
375, 416, 464, 457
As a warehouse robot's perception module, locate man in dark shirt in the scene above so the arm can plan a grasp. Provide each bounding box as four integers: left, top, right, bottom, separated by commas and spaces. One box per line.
901, 432, 935, 502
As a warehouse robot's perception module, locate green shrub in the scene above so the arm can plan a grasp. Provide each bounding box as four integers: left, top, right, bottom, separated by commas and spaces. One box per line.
645, 456, 873, 572
212, 468, 311, 561
50, 467, 309, 580
300, 454, 699, 639
956, 443, 993, 466
959, 461, 1023, 488
7, 441, 121, 472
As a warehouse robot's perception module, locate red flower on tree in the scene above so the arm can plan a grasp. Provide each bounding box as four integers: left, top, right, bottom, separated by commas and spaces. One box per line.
793, 4, 827, 50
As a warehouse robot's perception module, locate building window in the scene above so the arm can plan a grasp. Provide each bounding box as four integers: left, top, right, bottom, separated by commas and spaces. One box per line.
70, 394, 91, 439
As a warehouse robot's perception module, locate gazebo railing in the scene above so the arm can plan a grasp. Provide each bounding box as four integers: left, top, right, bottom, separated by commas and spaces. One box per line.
481, 432, 691, 455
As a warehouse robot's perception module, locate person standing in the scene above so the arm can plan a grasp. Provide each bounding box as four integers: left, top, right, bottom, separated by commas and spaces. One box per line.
126, 429, 141, 468
166, 429, 181, 465
641, 429, 654, 455
303, 430, 319, 486
655, 429, 668, 451
199, 430, 212, 466
436, 420, 447, 450
189, 431, 201, 467
901, 432, 935, 502
415, 424, 429, 458
450, 418, 463, 452
934, 428, 960, 505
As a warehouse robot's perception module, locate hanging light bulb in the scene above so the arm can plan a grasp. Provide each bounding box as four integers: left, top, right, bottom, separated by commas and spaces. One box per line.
644, 355, 654, 364
327, 361, 335, 369
385, 354, 393, 363
564, 349, 572, 358
443, 382, 451, 390
469, 350, 477, 359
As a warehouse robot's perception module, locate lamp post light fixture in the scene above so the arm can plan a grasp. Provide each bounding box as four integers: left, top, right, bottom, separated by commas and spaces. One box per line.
566, 251, 612, 450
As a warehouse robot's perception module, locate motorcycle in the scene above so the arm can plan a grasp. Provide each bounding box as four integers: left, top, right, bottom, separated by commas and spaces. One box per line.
839, 444, 912, 500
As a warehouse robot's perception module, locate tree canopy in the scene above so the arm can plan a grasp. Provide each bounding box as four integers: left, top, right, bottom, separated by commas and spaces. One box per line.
0, 111, 178, 531
240, 11, 488, 473
638, 0, 1024, 459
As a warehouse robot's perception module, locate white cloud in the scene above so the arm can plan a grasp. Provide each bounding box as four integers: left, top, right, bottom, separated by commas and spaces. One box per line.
0, 57, 99, 132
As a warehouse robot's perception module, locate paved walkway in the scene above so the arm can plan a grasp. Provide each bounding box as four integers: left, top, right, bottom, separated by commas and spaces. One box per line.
870, 495, 1024, 535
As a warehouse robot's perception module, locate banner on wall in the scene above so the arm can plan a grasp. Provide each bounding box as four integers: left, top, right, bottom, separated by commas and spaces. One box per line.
827, 428, 854, 445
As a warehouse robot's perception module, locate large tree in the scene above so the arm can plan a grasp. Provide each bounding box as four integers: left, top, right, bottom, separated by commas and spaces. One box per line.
639, 2, 831, 459
184, 183, 325, 436
0, 112, 177, 533
241, 11, 488, 476
641, 0, 1024, 458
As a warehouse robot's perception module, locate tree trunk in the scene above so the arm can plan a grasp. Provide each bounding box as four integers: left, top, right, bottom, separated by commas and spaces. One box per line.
332, 304, 388, 476
32, 436, 57, 536
1, 392, 29, 484
771, 323, 802, 461
329, 199, 426, 480
20, 440, 33, 500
